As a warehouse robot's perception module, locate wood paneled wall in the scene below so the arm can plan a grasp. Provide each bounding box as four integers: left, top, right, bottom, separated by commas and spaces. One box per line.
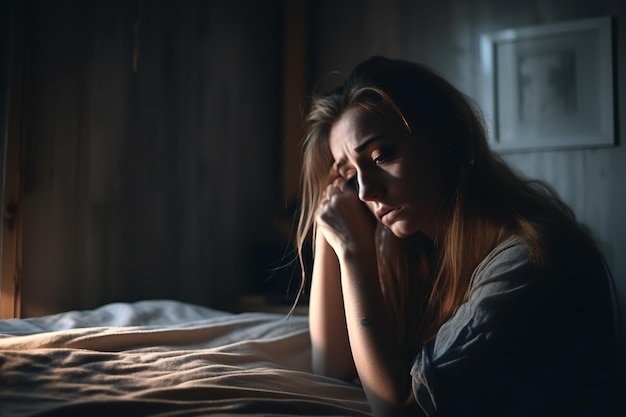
308, 0, 626, 348
9, 0, 285, 317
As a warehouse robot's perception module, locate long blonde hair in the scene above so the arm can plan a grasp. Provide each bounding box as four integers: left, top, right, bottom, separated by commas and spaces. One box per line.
296, 56, 608, 352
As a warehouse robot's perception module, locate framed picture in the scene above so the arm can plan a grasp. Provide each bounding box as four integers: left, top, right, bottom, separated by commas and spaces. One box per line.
479, 17, 614, 152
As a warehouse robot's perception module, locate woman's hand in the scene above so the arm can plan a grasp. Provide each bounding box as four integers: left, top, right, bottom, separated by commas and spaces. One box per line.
316, 176, 377, 258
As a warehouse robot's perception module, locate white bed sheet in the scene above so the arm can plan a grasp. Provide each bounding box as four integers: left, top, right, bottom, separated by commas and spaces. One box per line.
0, 300, 371, 417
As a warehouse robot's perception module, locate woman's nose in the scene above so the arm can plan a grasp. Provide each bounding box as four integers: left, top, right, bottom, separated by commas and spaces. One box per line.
357, 170, 385, 202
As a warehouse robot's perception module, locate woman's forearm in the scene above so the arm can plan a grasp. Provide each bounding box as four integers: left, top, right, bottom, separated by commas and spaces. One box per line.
338, 250, 414, 416
309, 233, 414, 414
308, 234, 357, 380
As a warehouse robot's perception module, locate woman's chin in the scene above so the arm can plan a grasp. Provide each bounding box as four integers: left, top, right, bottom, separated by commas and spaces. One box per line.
387, 223, 419, 239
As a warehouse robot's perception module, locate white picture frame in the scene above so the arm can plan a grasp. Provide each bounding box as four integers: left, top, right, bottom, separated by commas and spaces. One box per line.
479, 17, 614, 152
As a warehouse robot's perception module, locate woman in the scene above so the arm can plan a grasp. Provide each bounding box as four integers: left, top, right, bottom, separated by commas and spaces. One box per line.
296, 56, 619, 417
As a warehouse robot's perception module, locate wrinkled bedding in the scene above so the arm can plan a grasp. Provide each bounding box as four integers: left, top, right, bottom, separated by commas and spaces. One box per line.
0, 300, 370, 417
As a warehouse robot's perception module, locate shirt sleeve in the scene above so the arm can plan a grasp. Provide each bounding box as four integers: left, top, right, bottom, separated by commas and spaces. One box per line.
410, 238, 543, 417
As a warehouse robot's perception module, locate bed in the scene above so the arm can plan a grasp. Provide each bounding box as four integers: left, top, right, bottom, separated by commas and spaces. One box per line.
0, 300, 371, 417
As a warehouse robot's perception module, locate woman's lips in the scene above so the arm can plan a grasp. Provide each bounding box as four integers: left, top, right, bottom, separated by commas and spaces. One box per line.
378, 207, 402, 225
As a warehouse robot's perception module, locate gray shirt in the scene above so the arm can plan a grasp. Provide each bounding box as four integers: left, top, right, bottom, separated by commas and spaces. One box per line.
411, 237, 618, 417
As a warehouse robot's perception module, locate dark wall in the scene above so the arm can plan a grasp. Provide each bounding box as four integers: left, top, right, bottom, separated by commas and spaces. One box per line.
0, 0, 12, 187
14, 0, 286, 316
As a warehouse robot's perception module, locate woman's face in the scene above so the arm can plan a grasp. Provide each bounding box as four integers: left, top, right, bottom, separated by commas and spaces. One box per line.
328, 105, 448, 240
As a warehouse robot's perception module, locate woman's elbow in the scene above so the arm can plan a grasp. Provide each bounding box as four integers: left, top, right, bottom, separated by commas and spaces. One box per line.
311, 351, 357, 381
367, 392, 420, 417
